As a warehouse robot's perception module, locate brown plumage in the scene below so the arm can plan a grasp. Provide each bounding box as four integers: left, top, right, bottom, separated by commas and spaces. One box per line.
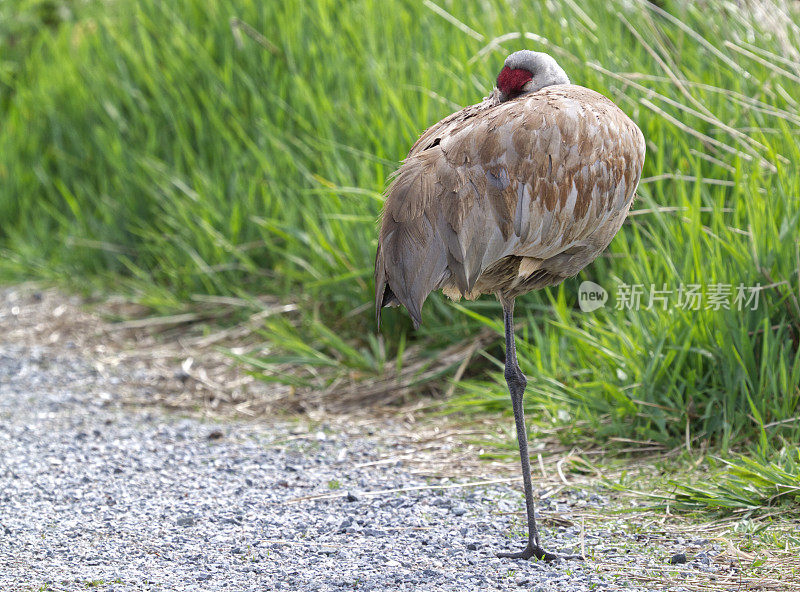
374, 50, 645, 561
375, 76, 644, 329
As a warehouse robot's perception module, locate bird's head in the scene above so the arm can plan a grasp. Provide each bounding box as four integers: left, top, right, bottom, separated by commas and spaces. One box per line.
496, 50, 570, 102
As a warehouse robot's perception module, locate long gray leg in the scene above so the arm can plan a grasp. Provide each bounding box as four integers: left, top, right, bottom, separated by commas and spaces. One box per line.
496, 296, 557, 561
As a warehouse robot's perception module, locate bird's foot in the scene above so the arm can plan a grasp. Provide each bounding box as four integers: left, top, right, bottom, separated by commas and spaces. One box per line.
496, 543, 558, 561
496, 543, 584, 562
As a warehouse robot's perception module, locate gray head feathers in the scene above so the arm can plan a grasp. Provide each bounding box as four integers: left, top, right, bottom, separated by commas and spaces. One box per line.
503, 50, 570, 95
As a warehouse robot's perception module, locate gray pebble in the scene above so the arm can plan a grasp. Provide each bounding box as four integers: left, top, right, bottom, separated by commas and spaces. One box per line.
177, 515, 197, 527
670, 552, 688, 565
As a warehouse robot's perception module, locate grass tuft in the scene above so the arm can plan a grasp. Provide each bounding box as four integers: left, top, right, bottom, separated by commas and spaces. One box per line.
672, 449, 800, 514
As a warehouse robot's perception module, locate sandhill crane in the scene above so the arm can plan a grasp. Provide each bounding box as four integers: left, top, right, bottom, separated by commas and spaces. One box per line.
374, 50, 645, 560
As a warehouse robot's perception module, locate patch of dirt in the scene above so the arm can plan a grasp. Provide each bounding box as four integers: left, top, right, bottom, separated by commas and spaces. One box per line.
0, 283, 509, 479
0, 283, 291, 414
0, 284, 655, 483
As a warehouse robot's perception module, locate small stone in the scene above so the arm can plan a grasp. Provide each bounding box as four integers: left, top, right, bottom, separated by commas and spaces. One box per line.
364, 528, 385, 537
207, 429, 223, 440
385, 559, 401, 567
177, 515, 196, 527
466, 542, 478, 551
669, 552, 687, 565
345, 491, 360, 502
345, 524, 362, 534
452, 506, 466, 516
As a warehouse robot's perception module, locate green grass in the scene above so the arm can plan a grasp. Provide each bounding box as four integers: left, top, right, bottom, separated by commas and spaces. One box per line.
1, 0, 799, 511
672, 448, 800, 514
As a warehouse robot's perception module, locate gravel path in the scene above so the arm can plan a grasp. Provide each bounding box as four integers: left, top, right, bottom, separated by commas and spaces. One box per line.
0, 342, 724, 591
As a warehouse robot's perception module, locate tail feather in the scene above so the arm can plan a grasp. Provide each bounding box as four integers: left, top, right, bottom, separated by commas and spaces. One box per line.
374, 244, 388, 328
374, 236, 430, 331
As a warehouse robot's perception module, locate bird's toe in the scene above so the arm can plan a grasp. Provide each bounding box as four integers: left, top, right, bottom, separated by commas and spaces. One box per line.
496, 544, 558, 561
